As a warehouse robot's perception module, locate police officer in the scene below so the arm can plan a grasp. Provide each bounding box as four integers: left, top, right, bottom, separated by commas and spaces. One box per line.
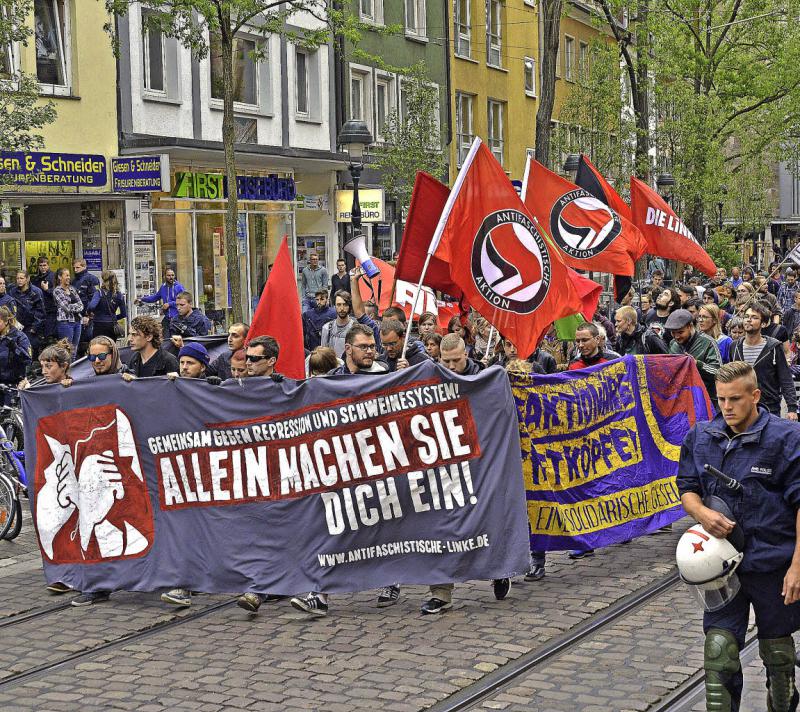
10, 271, 45, 355
677, 361, 800, 712
0, 305, 31, 392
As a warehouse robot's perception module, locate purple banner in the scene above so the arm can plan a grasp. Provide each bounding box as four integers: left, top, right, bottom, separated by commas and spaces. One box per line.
512, 355, 713, 551
22, 363, 530, 594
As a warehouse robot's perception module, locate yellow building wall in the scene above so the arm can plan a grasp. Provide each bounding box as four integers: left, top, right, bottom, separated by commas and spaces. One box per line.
17, 1, 118, 191
449, 3, 615, 184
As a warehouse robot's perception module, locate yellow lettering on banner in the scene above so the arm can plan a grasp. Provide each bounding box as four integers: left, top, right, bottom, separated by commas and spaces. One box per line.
523, 416, 641, 491
527, 476, 682, 536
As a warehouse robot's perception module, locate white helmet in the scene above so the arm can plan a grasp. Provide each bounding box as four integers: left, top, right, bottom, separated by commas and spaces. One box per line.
676, 525, 744, 612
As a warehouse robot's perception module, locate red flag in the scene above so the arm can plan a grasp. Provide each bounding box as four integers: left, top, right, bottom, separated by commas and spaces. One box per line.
432, 140, 588, 357
395, 172, 465, 300
575, 154, 632, 221
247, 237, 305, 379
522, 157, 646, 276
629, 177, 717, 277
567, 269, 602, 320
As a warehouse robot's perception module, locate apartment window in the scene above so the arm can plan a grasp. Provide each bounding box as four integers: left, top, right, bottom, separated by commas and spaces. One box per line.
0, 43, 14, 81
455, 92, 474, 167
34, 0, 70, 93
360, 0, 384, 24
375, 75, 394, 141
487, 100, 505, 165
486, 0, 502, 67
406, 0, 427, 37
579, 41, 589, 83
211, 34, 258, 106
564, 35, 575, 82
524, 56, 536, 97
296, 49, 308, 116
142, 12, 166, 93
351, 69, 372, 127
454, 0, 471, 57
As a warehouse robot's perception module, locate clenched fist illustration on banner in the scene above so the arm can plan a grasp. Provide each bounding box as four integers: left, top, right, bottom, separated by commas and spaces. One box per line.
33, 405, 154, 563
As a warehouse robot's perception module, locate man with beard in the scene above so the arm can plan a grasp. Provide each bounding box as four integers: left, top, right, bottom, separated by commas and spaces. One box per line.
302, 289, 336, 350
666, 309, 722, 402
320, 291, 356, 358
645, 288, 681, 343
136, 268, 184, 332
328, 324, 388, 375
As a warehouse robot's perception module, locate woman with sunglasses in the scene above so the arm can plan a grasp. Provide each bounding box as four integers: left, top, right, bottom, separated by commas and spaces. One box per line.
87, 336, 122, 376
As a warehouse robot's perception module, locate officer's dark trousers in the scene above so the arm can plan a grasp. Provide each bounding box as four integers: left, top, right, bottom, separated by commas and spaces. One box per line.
703, 567, 800, 710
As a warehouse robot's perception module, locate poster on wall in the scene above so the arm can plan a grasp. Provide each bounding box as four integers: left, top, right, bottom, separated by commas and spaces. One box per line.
130, 232, 158, 318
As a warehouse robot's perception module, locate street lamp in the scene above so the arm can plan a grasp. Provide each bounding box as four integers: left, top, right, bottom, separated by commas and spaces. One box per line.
338, 119, 374, 244
656, 173, 675, 205
563, 153, 580, 177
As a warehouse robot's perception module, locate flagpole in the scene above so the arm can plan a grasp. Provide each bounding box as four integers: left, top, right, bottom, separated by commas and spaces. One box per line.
737, 255, 794, 314
483, 324, 496, 364
401, 138, 483, 360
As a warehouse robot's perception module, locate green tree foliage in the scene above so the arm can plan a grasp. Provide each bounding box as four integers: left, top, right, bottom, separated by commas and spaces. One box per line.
706, 230, 741, 272
0, 0, 57, 151
369, 64, 446, 214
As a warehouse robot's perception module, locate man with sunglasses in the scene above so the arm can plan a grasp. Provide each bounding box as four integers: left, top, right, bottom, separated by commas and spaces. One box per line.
244, 335, 279, 377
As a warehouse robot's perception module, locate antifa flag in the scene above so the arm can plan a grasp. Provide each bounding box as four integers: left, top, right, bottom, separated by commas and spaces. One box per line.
574, 155, 637, 300
23, 363, 531, 594
247, 237, 305, 379
629, 177, 717, 277
522, 157, 646, 276
431, 139, 591, 357
395, 172, 466, 302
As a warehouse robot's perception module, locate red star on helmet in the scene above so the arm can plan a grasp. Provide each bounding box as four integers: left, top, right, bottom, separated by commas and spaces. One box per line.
692, 541, 704, 553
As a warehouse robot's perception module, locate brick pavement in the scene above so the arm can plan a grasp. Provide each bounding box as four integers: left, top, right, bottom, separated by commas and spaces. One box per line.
1, 517, 702, 712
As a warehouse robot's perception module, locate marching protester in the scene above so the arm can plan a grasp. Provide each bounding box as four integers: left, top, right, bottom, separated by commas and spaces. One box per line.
32, 256, 57, 340
783, 289, 800, 341
172, 322, 248, 380
243, 335, 280, 379
777, 268, 799, 311
378, 320, 430, 372
665, 309, 721, 400
677, 362, 800, 712
72, 258, 100, 347
0, 306, 31, 392
168, 292, 211, 338
300, 252, 328, 311
417, 312, 438, 342
229, 348, 247, 378
645, 288, 680, 341
11, 270, 46, 355
328, 324, 387, 376
90, 271, 127, 342
612, 306, 668, 356
306, 346, 340, 377
320, 291, 355, 357
53, 267, 84, 357
122, 316, 179, 379
697, 304, 732, 363
729, 303, 797, 420
135, 268, 184, 330
303, 289, 336, 350
422, 332, 442, 362
569, 322, 618, 371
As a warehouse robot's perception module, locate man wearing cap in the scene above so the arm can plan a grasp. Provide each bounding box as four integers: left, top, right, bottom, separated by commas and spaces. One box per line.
302, 289, 336, 350
177, 342, 209, 379
667, 308, 722, 402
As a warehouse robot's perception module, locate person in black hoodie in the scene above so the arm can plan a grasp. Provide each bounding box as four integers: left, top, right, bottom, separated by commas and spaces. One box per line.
32, 256, 57, 340
613, 306, 668, 356
122, 315, 178, 379
729, 302, 798, 419
377, 319, 429, 372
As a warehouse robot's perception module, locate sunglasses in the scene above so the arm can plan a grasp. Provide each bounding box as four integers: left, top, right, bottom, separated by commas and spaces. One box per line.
87, 352, 111, 362
246, 354, 269, 362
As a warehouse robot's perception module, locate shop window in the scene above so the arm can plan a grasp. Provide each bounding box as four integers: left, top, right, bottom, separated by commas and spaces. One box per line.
152, 210, 195, 308
405, 0, 426, 38
249, 212, 294, 314
34, 0, 71, 94
234, 117, 258, 143
487, 99, 505, 166
455, 92, 474, 167
210, 34, 258, 107
454, 0, 471, 58
486, 0, 502, 68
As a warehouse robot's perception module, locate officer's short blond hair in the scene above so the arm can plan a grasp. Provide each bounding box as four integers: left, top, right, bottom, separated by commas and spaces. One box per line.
716, 361, 758, 392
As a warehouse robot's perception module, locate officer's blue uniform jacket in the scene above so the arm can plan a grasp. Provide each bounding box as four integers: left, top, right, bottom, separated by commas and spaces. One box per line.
72, 271, 100, 311
168, 308, 211, 337
677, 408, 800, 574
0, 293, 17, 316
0, 327, 31, 384
9, 285, 45, 334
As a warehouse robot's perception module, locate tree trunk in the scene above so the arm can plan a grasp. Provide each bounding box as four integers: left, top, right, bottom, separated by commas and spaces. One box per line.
633, 0, 650, 179
221, 12, 244, 323
535, 0, 563, 168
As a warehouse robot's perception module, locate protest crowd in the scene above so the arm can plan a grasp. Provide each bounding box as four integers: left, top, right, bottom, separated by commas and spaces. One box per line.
11, 148, 800, 712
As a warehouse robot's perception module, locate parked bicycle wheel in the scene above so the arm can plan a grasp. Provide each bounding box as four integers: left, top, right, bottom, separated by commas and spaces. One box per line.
0, 473, 15, 540
3, 497, 21, 541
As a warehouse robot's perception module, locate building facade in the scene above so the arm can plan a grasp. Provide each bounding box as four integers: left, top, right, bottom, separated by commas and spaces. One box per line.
117, 8, 342, 323
0, 1, 123, 282
340, 0, 450, 260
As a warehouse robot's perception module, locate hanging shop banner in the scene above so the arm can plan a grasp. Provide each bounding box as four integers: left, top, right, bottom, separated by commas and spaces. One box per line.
335, 189, 385, 223
0, 151, 107, 187
22, 362, 531, 594
512, 355, 713, 552
110, 155, 171, 193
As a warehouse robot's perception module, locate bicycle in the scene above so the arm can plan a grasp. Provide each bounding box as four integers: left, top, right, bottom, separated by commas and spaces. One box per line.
0, 430, 26, 541
0, 384, 24, 451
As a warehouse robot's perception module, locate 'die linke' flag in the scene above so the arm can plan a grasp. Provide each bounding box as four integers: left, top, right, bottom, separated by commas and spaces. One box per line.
629, 176, 717, 278
432, 139, 587, 357
523, 157, 646, 276
22, 361, 531, 595
512, 355, 713, 551
247, 236, 305, 379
